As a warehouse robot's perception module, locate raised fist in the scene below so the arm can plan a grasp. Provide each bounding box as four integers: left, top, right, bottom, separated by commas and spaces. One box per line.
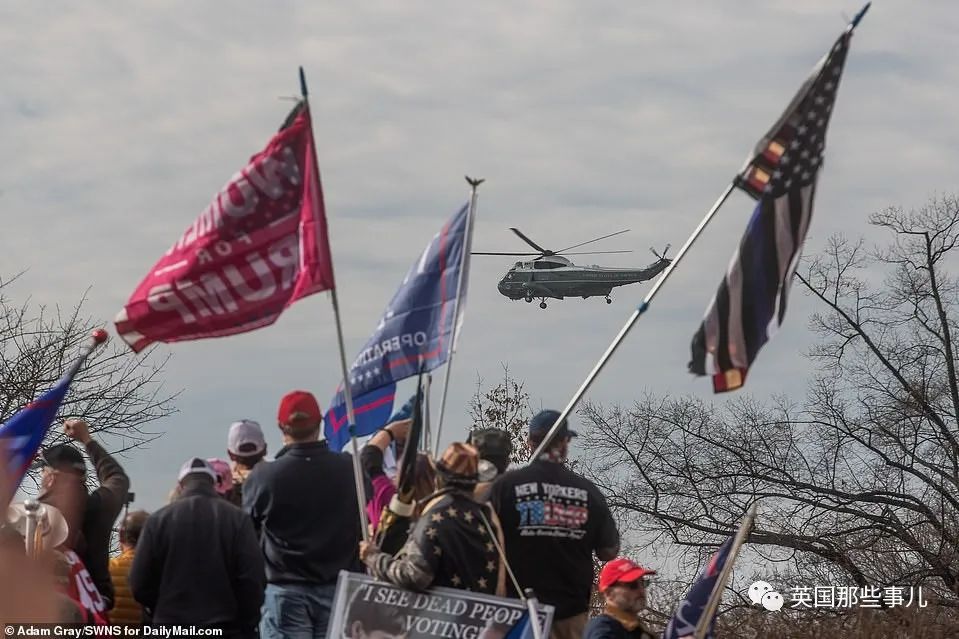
63, 419, 92, 444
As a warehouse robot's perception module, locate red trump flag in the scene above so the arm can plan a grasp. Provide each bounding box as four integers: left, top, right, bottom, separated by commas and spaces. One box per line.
115, 103, 335, 352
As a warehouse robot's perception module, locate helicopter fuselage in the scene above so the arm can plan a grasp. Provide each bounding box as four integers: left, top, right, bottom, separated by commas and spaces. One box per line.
496, 256, 670, 303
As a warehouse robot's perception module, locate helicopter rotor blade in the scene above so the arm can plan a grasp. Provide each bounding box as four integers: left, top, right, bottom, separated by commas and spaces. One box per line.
556, 229, 630, 254
561, 250, 633, 255
471, 252, 540, 256
509, 228, 551, 254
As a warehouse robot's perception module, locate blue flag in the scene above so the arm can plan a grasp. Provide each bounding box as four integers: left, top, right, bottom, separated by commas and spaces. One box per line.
503, 613, 535, 639
324, 383, 396, 452
1, 376, 73, 499
324, 202, 472, 448
663, 537, 734, 639
350, 202, 471, 393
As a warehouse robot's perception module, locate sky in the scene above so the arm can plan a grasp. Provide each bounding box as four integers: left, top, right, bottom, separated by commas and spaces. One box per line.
3, 1, 958, 516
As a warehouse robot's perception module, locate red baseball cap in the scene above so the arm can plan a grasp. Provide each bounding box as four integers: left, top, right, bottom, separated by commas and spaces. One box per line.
599, 558, 657, 592
278, 390, 322, 425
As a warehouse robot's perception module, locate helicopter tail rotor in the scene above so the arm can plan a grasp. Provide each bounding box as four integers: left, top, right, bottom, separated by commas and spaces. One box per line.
650, 243, 672, 261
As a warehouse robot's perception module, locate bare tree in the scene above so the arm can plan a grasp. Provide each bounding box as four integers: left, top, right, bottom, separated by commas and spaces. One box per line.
579, 195, 959, 609
1, 275, 177, 489
467, 365, 532, 464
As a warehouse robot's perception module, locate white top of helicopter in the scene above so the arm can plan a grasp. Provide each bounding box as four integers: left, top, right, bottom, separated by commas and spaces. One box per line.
509, 255, 640, 272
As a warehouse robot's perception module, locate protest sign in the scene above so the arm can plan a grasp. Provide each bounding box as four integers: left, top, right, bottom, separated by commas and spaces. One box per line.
327, 571, 554, 639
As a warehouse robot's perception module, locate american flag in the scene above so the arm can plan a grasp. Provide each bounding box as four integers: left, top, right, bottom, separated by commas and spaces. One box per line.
689, 26, 855, 393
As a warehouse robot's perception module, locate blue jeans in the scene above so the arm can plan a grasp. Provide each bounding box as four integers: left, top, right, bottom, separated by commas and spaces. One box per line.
261, 583, 337, 639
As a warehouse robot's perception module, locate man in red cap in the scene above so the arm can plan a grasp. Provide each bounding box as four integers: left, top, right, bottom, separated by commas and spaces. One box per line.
583, 558, 657, 639
243, 390, 364, 639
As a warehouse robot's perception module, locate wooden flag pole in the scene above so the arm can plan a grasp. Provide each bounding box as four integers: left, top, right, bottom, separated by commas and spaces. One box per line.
693, 503, 758, 639
299, 67, 370, 541
529, 182, 736, 461
433, 176, 482, 456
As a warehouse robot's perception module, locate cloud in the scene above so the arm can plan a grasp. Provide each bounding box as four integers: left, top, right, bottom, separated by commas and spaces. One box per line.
3, 1, 957, 510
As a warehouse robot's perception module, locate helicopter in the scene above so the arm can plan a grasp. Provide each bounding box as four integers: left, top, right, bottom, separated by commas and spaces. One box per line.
473, 228, 671, 309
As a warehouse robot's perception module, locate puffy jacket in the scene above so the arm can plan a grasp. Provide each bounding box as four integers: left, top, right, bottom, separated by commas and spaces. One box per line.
109, 549, 141, 625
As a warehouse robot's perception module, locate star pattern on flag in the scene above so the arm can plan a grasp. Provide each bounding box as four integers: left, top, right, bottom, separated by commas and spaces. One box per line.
763, 72, 837, 198
433, 546, 443, 556
349, 367, 383, 386
451, 574, 462, 586
431, 512, 444, 523
477, 577, 488, 590
463, 511, 474, 523
486, 560, 496, 572
425, 527, 437, 539
485, 541, 495, 552
738, 34, 848, 201
446, 506, 458, 519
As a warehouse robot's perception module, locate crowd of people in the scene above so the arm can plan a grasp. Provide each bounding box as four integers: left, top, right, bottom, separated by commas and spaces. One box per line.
2, 391, 658, 639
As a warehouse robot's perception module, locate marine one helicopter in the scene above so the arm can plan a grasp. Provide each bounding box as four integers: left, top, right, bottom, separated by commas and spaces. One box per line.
473, 228, 671, 309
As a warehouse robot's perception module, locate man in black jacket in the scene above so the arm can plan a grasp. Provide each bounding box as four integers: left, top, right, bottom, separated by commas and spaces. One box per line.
490, 410, 620, 639
39, 418, 130, 611
130, 458, 265, 636
243, 390, 363, 639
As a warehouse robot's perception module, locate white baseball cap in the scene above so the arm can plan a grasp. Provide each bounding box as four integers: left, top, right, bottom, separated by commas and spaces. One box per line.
228, 419, 266, 456
178, 457, 217, 482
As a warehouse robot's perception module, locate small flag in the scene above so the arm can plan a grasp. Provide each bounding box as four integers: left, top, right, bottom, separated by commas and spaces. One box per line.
394, 371, 425, 499
326, 202, 472, 429
662, 537, 735, 639
115, 101, 335, 352
324, 383, 396, 452
0, 377, 72, 502
0, 329, 107, 503
689, 20, 859, 392
503, 612, 534, 639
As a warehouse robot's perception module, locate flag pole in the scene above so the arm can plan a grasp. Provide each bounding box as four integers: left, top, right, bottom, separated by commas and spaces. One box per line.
529, 181, 737, 460
422, 373, 433, 452
299, 67, 370, 541
693, 503, 757, 639
433, 176, 483, 456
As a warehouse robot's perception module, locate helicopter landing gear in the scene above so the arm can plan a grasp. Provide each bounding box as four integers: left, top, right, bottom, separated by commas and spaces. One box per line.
605, 296, 612, 304
539, 300, 548, 309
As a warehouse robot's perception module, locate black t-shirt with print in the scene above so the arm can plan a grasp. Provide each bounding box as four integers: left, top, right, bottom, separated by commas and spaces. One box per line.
490, 459, 619, 619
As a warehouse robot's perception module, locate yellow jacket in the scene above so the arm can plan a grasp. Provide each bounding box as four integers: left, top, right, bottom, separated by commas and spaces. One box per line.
109, 549, 141, 625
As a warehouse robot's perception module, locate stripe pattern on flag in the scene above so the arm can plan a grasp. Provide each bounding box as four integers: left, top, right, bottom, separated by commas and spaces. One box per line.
689, 31, 851, 393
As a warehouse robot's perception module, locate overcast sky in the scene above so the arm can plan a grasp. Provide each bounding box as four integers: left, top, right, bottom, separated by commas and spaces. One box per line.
3, 1, 958, 515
